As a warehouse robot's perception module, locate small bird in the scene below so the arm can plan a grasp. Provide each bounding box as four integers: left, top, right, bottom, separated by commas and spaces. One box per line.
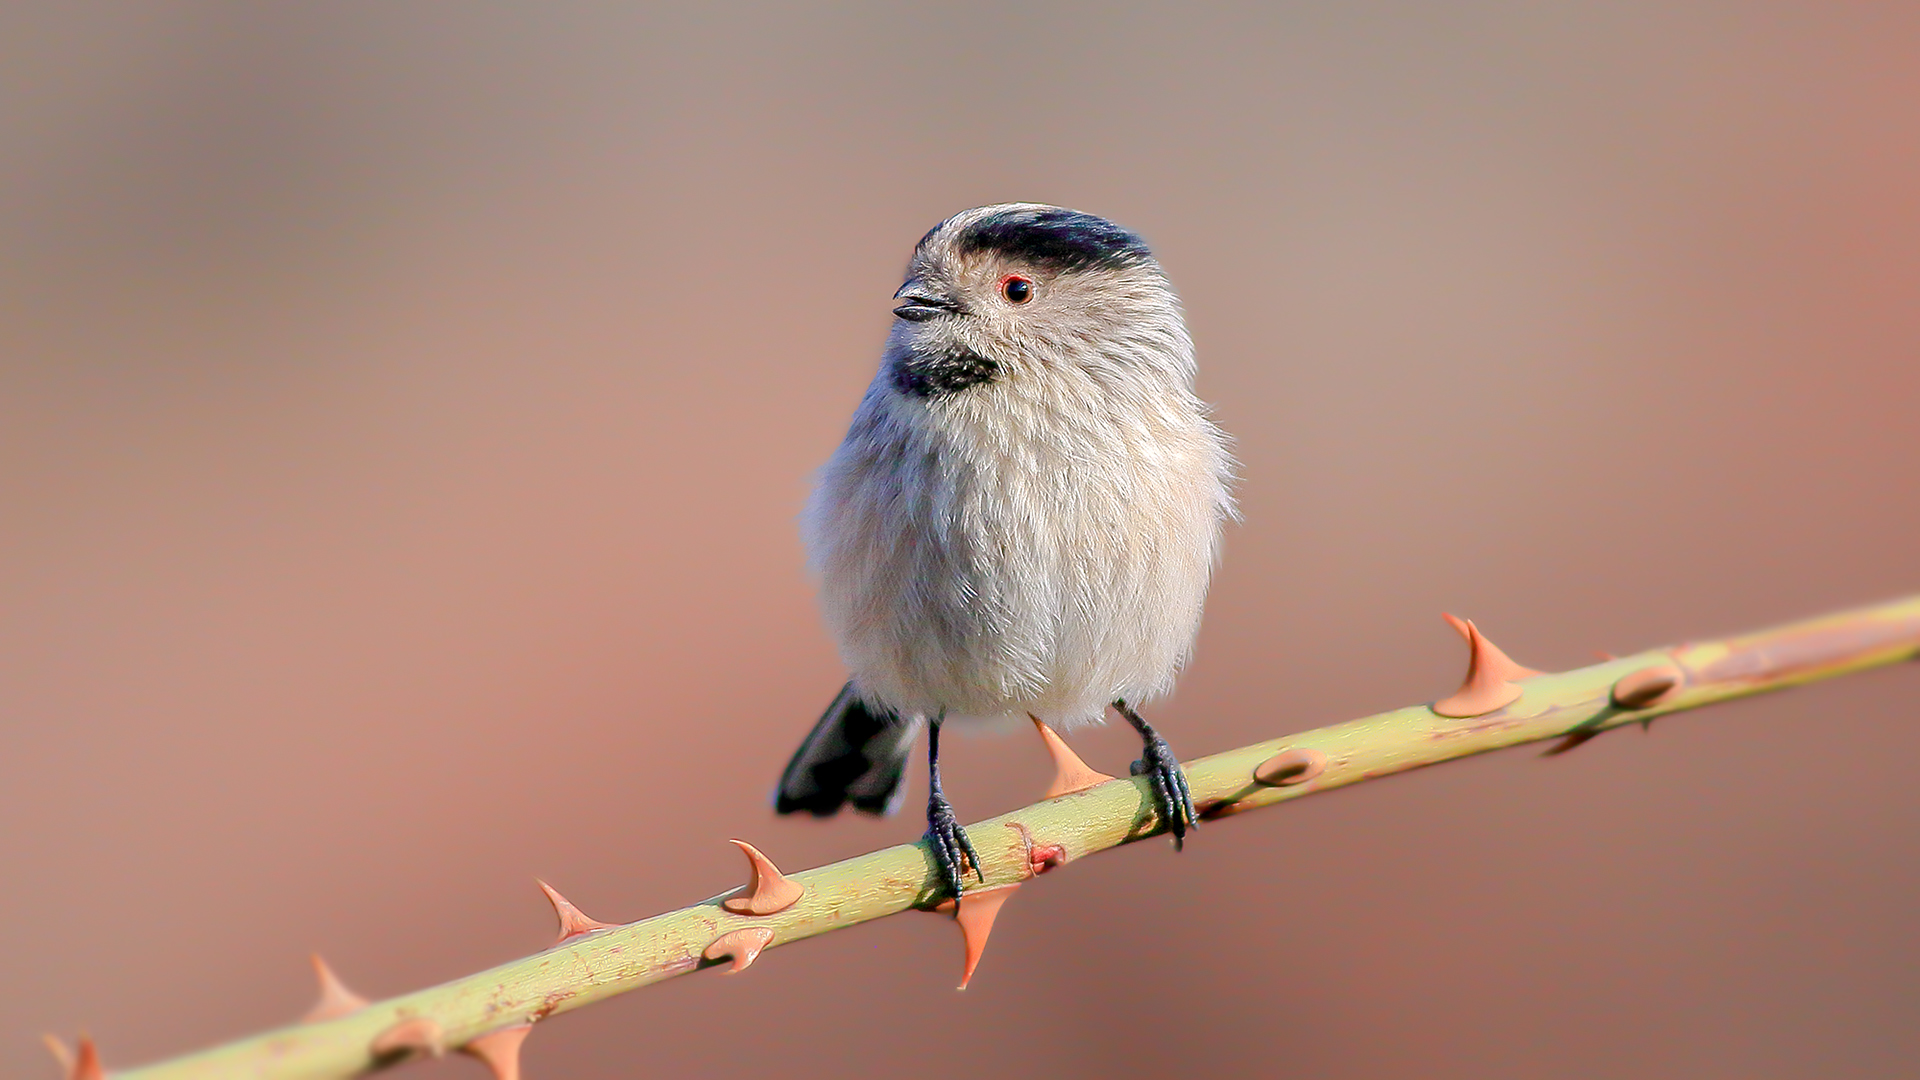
775, 204, 1235, 899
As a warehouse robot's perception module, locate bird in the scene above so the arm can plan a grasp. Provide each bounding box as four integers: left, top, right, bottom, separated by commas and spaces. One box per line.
775, 203, 1235, 900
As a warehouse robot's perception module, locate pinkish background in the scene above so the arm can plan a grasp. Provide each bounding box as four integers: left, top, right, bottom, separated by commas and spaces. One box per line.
3, 6, 1917, 1078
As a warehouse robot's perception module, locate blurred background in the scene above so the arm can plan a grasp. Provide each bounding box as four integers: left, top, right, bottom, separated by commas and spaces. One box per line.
3, 4, 1917, 1078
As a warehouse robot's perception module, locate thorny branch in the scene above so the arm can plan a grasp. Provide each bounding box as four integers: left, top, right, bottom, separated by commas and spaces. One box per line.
51, 595, 1920, 1080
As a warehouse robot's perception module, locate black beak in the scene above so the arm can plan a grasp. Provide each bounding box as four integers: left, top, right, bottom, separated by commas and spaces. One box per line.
892, 283, 961, 322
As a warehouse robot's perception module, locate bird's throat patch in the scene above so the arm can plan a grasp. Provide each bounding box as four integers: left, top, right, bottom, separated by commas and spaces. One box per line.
891, 343, 1000, 397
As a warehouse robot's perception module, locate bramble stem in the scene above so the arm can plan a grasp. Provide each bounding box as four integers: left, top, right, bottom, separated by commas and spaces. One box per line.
110, 595, 1920, 1080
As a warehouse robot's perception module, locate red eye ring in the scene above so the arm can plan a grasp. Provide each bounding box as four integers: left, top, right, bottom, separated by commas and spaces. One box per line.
1000, 275, 1034, 304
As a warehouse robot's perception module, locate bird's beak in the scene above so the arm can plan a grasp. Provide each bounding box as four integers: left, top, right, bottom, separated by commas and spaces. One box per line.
892, 281, 961, 322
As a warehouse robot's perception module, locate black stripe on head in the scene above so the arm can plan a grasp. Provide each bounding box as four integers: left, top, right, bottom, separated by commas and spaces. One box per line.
950, 206, 1153, 272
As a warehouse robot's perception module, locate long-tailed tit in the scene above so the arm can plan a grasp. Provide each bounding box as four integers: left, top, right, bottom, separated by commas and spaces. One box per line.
776, 204, 1235, 899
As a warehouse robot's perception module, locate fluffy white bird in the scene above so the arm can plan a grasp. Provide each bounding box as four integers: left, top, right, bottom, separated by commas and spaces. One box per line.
776, 204, 1235, 898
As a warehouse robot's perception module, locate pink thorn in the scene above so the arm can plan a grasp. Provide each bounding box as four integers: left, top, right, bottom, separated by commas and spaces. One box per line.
1611, 663, 1685, 710
67, 1035, 104, 1080
703, 926, 776, 973
1434, 613, 1541, 718
1029, 842, 1066, 875
463, 1025, 532, 1080
932, 884, 1020, 990
42, 1035, 73, 1075
1544, 729, 1600, 756
1253, 746, 1327, 787
1009, 821, 1067, 876
303, 953, 370, 1022
537, 880, 617, 943
370, 1016, 445, 1061
1031, 715, 1115, 798
722, 840, 806, 916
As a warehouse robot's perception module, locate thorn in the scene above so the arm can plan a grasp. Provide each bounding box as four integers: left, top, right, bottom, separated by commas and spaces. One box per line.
1030, 715, 1115, 798
722, 840, 805, 915
932, 884, 1020, 990
42, 1035, 73, 1074
1008, 821, 1066, 876
537, 880, 617, 943
66, 1035, 103, 1080
703, 926, 776, 972
1253, 746, 1326, 787
1544, 729, 1601, 756
1029, 843, 1066, 874
1195, 798, 1233, 820
1434, 613, 1540, 718
1611, 663, 1684, 710
370, 1016, 445, 1061
462, 1025, 532, 1080
303, 953, 369, 1022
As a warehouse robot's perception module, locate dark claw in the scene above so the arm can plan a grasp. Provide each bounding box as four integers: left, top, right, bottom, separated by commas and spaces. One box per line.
1124, 716, 1198, 849
1134, 743, 1194, 848
925, 796, 983, 899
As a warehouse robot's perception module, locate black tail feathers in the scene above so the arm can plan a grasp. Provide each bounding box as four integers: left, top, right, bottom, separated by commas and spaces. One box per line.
775, 683, 920, 817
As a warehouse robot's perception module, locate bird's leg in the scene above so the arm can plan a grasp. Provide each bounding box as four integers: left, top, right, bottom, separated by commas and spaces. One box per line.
922, 715, 984, 899
1116, 700, 1198, 849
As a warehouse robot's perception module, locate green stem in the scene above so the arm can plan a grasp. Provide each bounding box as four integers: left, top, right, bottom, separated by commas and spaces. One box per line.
110, 595, 1920, 1080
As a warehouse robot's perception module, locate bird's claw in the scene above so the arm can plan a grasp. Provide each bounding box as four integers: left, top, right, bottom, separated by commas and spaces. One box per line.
1131, 735, 1198, 849
924, 797, 983, 899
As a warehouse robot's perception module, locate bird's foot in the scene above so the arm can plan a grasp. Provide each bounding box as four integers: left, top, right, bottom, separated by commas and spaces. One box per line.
924, 795, 984, 900
1129, 732, 1198, 849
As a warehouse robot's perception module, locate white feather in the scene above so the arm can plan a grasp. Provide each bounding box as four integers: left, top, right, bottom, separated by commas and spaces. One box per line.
804, 204, 1235, 731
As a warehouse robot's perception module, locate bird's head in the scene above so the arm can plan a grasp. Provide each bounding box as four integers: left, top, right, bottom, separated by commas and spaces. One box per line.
883, 204, 1192, 399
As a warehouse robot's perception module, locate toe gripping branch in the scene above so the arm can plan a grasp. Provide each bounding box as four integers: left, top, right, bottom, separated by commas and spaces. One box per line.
60, 596, 1920, 1080
923, 718, 984, 899
925, 798, 984, 898
1115, 701, 1199, 848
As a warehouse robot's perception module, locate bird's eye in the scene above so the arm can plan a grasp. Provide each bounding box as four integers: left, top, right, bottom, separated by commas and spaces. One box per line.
1001, 275, 1034, 304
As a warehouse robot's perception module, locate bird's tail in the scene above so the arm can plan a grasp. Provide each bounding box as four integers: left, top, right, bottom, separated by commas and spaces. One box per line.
775, 683, 920, 817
